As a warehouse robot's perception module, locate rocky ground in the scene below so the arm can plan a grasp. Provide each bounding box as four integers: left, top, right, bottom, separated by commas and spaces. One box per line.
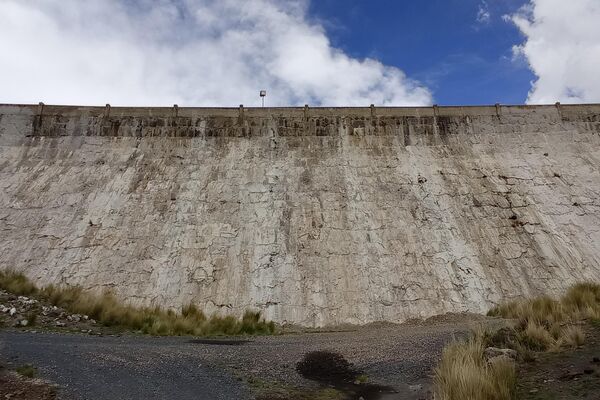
0, 289, 103, 335
0, 317, 479, 400
4, 286, 599, 400
3, 314, 599, 399
0, 285, 487, 399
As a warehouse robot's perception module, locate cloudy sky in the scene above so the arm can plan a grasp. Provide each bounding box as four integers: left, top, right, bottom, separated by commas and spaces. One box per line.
0, 0, 598, 107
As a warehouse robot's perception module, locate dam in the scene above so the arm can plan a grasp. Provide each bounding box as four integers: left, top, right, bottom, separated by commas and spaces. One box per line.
0, 103, 599, 327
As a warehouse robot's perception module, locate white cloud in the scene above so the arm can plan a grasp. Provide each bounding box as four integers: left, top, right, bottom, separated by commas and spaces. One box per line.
0, 0, 432, 107
477, 1, 491, 24
507, 0, 600, 104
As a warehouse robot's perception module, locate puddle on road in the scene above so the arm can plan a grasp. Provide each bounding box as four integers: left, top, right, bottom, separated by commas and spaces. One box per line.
188, 339, 250, 346
296, 351, 402, 400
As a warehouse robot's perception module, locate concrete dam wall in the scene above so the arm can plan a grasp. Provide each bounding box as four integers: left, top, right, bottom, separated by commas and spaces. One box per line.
1, 103, 599, 327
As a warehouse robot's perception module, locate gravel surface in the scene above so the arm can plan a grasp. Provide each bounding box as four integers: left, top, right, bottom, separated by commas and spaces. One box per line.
0, 317, 481, 400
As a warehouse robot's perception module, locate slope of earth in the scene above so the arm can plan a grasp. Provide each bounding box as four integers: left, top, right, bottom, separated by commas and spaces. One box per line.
517, 323, 600, 400
0, 317, 478, 400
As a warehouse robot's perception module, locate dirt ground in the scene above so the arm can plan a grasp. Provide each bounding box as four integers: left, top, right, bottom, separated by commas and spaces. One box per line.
517, 322, 600, 400
0, 366, 58, 400
2, 320, 600, 399
0, 317, 477, 400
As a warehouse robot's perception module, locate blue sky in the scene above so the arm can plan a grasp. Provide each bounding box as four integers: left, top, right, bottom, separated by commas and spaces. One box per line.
0, 0, 598, 107
309, 0, 533, 105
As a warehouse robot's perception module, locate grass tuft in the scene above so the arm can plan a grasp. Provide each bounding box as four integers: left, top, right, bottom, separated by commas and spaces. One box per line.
488, 282, 600, 351
557, 325, 585, 349
16, 364, 37, 378
0, 269, 276, 337
433, 333, 516, 400
518, 320, 555, 351
436, 283, 599, 400
0, 271, 37, 296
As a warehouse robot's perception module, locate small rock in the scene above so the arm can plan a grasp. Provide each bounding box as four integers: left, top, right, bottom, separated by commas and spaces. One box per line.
559, 371, 583, 381
484, 347, 517, 360
529, 389, 539, 394
19, 319, 28, 326
67, 314, 81, 322
9, 307, 17, 316
488, 355, 514, 365
408, 384, 423, 391
55, 321, 66, 327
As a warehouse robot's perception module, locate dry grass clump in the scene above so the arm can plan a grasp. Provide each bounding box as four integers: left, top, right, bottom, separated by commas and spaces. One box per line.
433, 333, 516, 400
15, 364, 37, 378
517, 320, 556, 351
488, 283, 600, 351
0, 270, 276, 336
563, 283, 600, 319
557, 325, 585, 348
0, 271, 37, 296
435, 283, 599, 400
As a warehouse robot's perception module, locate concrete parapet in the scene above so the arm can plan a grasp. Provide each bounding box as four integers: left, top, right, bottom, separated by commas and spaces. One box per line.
1, 103, 599, 140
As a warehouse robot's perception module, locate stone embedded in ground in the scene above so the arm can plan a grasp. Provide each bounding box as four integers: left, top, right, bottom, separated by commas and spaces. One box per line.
484, 347, 518, 360
408, 384, 423, 391
1, 104, 599, 327
488, 355, 514, 365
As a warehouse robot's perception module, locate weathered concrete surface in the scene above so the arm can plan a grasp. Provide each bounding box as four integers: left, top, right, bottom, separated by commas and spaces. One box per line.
0, 103, 599, 327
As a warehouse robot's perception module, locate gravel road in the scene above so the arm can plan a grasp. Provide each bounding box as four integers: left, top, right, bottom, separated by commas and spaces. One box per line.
0, 318, 477, 400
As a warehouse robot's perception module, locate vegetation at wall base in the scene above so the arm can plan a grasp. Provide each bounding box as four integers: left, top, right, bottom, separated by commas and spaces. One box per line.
0, 270, 276, 336
434, 282, 600, 400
